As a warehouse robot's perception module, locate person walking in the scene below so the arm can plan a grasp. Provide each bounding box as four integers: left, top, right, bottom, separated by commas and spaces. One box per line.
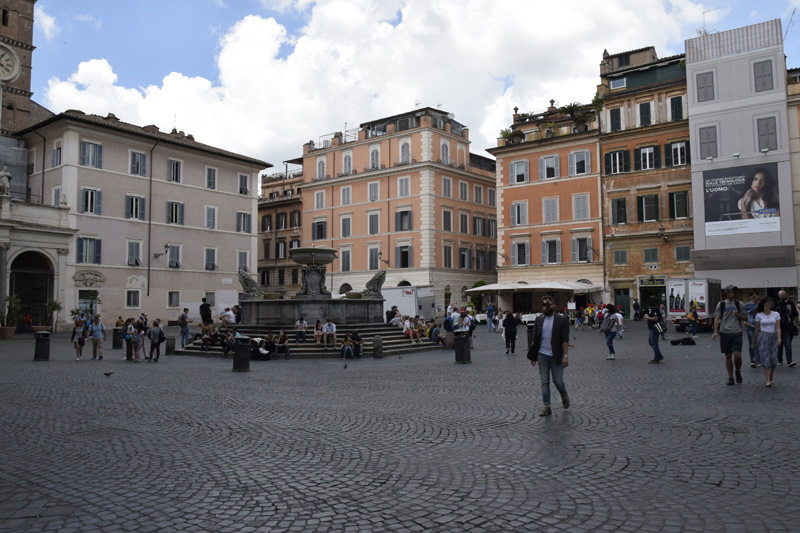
575, 307, 585, 331
745, 292, 759, 367
486, 304, 495, 332
712, 285, 747, 385
71, 318, 86, 360
645, 296, 665, 364
86, 315, 106, 360
633, 298, 641, 321
774, 290, 799, 367
687, 304, 699, 338
527, 296, 571, 417
179, 307, 192, 348
753, 297, 781, 387
502, 310, 517, 354
131, 320, 145, 362
600, 304, 622, 360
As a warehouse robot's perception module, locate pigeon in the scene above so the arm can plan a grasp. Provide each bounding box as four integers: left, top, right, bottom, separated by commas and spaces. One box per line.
103, 372, 114, 377
343, 363, 347, 369
398, 356, 402, 359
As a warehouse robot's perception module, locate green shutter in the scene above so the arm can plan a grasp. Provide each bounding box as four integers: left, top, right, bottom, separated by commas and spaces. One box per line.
638, 196, 644, 222
669, 192, 675, 219
633, 148, 641, 171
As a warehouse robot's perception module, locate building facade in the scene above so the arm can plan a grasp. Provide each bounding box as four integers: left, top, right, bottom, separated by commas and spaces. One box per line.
298, 107, 497, 315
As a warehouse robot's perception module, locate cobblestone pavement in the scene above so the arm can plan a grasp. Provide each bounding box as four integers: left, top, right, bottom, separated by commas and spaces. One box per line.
1, 321, 799, 532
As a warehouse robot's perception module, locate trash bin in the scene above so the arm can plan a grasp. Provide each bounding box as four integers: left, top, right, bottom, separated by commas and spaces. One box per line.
165, 336, 176, 355
454, 332, 471, 364
34, 331, 51, 361
112, 327, 124, 349
232, 336, 250, 372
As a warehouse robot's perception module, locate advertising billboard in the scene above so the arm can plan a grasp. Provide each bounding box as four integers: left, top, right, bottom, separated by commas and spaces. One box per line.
703, 162, 780, 236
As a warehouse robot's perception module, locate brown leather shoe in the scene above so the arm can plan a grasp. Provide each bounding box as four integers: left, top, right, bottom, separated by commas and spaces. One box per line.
539, 406, 552, 417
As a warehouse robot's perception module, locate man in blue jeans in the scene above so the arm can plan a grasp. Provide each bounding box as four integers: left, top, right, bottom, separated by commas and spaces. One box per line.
179, 308, 191, 348
775, 290, 799, 367
486, 304, 495, 332
527, 296, 570, 417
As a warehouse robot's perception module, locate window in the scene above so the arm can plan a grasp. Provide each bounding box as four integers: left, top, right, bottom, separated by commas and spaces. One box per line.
76, 238, 101, 264
317, 160, 326, 180
312, 220, 327, 240
205, 248, 217, 271
81, 188, 102, 214
236, 212, 252, 233
666, 141, 689, 166
635, 146, 660, 171
638, 195, 660, 222
340, 186, 351, 206
539, 155, 560, 180
488, 188, 496, 207
611, 197, 627, 225
670, 191, 689, 219
488, 219, 497, 238
238, 251, 248, 272
204, 292, 216, 307
754, 60, 774, 92
370, 148, 380, 169
126, 290, 141, 308
277, 212, 287, 229
644, 248, 659, 263
510, 201, 527, 226
262, 240, 270, 259
130, 151, 146, 176
290, 210, 300, 228
443, 209, 452, 232
206, 168, 217, 189
341, 216, 351, 238
442, 177, 452, 198
441, 143, 449, 164
368, 213, 379, 235
459, 212, 469, 233
541, 240, 561, 264
53, 186, 61, 207
670, 96, 683, 121
168, 291, 180, 308
510, 160, 529, 184
672, 246, 691, 263
125, 195, 145, 220
696, 72, 715, 102
573, 194, 590, 220
572, 236, 592, 263
290, 240, 300, 249
292, 269, 298, 284
127, 241, 141, 266
167, 201, 184, 225
368, 182, 379, 202
605, 150, 630, 174
473, 216, 485, 236
543, 197, 559, 223
443, 245, 453, 268
80, 141, 102, 168
474, 185, 483, 204
610, 78, 626, 90
262, 214, 272, 232
459, 181, 468, 201
168, 159, 181, 182
315, 191, 325, 209
168, 245, 181, 268
395, 210, 412, 232
609, 108, 622, 132
276, 241, 286, 259
398, 176, 410, 198
459, 247, 471, 269
400, 142, 411, 164
342, 154, 352, 175
261, 271, 270, 285
205, 206, 216, 229
278, 269, 285, 285
511, 242, 529, 266
757, 117, 778, 152
396, 245, 412, 268
639, 102, 652, 127
617, 54, 630, 67
569, 150, 591, 176
339, 249, 351, 272
613, 250, 628, 265
51, 143, 61, 167
368, 248, 379, 270
699, 126, 718, 159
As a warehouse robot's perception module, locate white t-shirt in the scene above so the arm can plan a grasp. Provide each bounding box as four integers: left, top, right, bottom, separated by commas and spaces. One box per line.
756, 311, 779, 334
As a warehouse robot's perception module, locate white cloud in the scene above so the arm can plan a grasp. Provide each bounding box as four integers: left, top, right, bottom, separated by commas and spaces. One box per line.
74, 14, 102, 30
34, 5, 59, 40
42, 0, 708, 168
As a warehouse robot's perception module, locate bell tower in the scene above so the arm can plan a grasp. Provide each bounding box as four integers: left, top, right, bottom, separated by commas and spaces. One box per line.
0, 0, 36, 134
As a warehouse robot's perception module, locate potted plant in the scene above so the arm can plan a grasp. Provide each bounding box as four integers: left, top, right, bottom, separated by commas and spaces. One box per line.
33, 300, 64, 333
0, 294, 23, 340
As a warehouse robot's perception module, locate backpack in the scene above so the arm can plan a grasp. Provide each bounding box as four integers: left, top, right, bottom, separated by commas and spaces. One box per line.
443, 316, 453, 332
468, 316, 476, 332
178, 314, 187, 326
599, 314, 615, 333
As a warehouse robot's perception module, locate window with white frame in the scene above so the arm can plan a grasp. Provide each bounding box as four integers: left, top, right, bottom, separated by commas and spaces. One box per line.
276, 241, 286, 259
236, 212, 252, 233
442, 177, 452, 198
510, 201, 527, 226
369, 147, 380, 169
396, 244, 412, 268
511, 241, 529, 266
569, 150, 591, 176
315, 190, 325, 209
542, 239, 561, 264
443, 244, 453, 268
126, 195, 145, 220
368, 182, 379, 202
443, 209, 452, 232
613, 250, 628, 265
637, 146, 657, 170
368, 212, 379, 235
167, 201, 184, 225
262, 214, 272, 232
130, 151, 146, 176
675, 246, 692, 262
238, 251, 249, 272
342, 153, 352, 175
206, 168, 217, 189
611, 197, 627, 225
205, 206, 216, 229
488, 188, 496, 207
610, 78, 626, 90
396, 210, 412, 231
754, 60, 773, 92
459, 212, 469, 233
76, 237, 101, 264
609, 108, 622, 131
644, 248, 659, 263
441, 143, 449, 164
400, 142, 411, 164
539, 155, 560, 180
670, 96, 684, 121
606, 150, 629, 174
699, 126, 718, 159
127, 241, 141, 266
168, 159, 181, 182
80, 141, 102, 168
290, 239, 300, 249
340, 249, 351, 272
459, 247, 470, 270
368, 247, 379, 270
205, 248, 217, 271
398, 176, 410, 198
51, 141, 62, 167
474, 185, 483, 204
317, 160, 326, 180
510, 160, 529, 184
757, 116, 778, 152
126, 289, 141, 309
638, 194, 660, 222
459, 181, 468, 201
290, 210, 300, 227
488, 218, 497, 238
168, 244, 181, 268
52, 186, 61, 207
277, 213, 287, 229
670, 191, 690, 219
473, 216, 485, 236
543, 197, 559, 223
638, 101, 652, 127
696, 71, 715, 102
312, 219, 327, 239
571, 236, 592, 263
573, 194, 590, 220
204, 292, 216, 307
340, 186, 351, 206
238, 174, 249, 195
668, 141, 688, 166
81, 188, 102, 214
341, 216, 351, 238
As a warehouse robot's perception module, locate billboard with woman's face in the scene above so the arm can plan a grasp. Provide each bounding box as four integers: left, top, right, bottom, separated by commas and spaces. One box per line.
703, 162, 780, 236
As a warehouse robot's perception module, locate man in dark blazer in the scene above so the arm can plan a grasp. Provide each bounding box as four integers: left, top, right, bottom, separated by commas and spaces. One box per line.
527, 295, 571, 416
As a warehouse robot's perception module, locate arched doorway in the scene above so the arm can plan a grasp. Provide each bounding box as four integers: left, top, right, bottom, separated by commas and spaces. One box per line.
10, 251, 53, 328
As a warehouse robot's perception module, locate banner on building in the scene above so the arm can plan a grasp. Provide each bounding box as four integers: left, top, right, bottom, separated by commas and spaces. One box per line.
703, 162, 780, 236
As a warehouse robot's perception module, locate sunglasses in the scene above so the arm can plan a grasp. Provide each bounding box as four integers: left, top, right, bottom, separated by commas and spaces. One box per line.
541, 301, 554, 307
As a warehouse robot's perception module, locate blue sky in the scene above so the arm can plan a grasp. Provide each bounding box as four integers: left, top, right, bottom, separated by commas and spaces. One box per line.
29, 0, 800, 169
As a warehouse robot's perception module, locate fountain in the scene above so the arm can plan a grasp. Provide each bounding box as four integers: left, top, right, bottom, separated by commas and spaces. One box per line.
239, 247, 384, 325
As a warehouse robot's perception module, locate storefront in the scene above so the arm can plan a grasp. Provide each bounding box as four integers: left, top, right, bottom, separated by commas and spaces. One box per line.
638, 275, 666, 307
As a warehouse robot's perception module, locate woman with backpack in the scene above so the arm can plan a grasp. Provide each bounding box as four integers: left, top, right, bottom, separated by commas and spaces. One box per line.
146, 319, 165, 362
599, 304, 622, 360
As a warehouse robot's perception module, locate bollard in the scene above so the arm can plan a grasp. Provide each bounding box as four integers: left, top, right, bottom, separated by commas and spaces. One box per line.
232, 336, 250, 372
165, 336, 176, 355
372, 335, 383, 359
112, 327, 124, 349
444, 331, 455, 350
454, 332, 471, 364
33, 331, 51, 361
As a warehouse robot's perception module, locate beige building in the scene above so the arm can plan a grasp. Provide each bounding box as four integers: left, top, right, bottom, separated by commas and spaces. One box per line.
296, 107, 497, 314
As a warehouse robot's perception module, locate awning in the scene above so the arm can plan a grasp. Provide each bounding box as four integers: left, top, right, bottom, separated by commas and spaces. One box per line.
465, 282, 531, 293
527, 281, 601, 294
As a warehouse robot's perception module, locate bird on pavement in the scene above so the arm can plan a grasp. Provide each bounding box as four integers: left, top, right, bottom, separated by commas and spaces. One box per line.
103, 372, 114, 377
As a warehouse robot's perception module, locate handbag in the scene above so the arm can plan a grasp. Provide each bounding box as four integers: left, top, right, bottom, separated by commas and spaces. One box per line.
654, 322, 666, 334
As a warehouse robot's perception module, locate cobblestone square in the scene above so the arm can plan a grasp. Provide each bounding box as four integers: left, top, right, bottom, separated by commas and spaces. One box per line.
1, 321, 798, 532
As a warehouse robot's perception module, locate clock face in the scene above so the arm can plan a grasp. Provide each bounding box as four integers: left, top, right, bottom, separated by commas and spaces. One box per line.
0, 44, 20, 81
